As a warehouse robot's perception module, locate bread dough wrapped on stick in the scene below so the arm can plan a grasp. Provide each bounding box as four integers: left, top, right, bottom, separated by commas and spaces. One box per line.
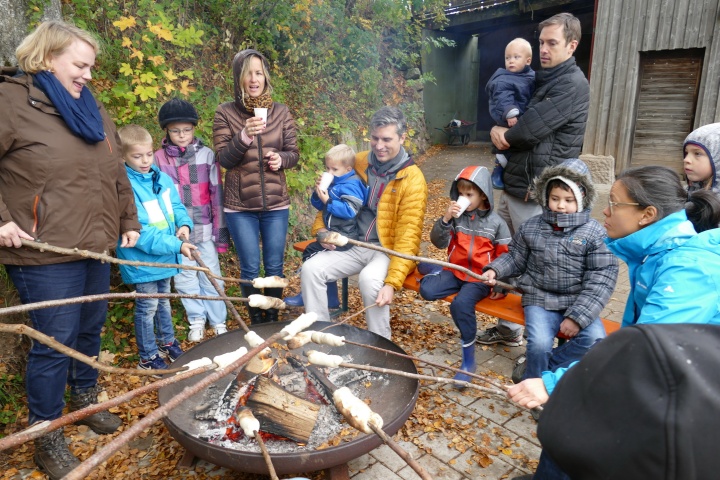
286, 330, 315, 350
244, 330, 272, 357
248, 294, 286, 310
280, 312, 318, 340
317, 230, 349, 247
213, 347, 248, 370
306, 350, 344, 368
333, 387, 384, 434
311, 331, 345, 347
252, 276, 289, 289
237, 408, 261, 438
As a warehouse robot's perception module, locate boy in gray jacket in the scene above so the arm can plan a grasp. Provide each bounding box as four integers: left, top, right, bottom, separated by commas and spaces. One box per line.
482, 159, 618, 381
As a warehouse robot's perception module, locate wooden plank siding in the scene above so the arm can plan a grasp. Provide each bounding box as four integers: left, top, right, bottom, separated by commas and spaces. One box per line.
583, 0, 720, 173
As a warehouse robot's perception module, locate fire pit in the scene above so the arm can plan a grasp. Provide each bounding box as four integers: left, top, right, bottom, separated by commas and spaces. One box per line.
158, 321, 420, 476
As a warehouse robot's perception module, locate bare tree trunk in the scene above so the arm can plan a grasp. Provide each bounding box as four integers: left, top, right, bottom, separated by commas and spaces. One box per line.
0, 0, 61, 67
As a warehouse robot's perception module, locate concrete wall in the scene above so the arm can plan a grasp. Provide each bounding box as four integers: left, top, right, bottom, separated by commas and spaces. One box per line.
421, 30, 478, 145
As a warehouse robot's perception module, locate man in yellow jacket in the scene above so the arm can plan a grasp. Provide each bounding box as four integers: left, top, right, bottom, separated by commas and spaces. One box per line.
300, 106, 428, 338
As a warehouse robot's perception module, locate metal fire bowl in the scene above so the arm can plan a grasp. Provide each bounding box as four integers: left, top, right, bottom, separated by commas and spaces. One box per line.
158, 321, 419, 475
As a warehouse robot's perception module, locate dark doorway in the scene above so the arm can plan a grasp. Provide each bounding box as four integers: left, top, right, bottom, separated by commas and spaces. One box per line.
629, 49, 704, 173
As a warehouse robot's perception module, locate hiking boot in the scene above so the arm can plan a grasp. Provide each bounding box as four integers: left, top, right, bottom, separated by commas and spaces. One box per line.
34, 428, 80, 480
68, 385, 122, 434
491, 161, 505, 189
214, 324, 228, 335
187, 327, 205, 342
158, 339, 183, 362
139, 353, 168, 377
511, 354, 527, 384
476, 326, 523, 346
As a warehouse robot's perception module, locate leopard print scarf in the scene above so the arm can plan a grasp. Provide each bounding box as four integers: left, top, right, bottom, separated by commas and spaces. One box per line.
240, 91, 273, 114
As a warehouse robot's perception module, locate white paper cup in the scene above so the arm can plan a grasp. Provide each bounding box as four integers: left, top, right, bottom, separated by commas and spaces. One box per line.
454, 196, 472, 217
319, 172, 334, 191
254, 108, 268, 124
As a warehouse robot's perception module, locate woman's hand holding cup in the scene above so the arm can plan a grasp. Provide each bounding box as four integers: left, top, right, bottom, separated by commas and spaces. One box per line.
244, 116, 266, 138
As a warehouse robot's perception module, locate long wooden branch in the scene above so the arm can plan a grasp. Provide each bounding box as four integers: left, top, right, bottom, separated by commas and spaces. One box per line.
63, 329, 288, 480
255, 432, 279, 480
317, 232, 519, 293
339, 362, 506, 397
191, 250, 249, 333
0, 364, 214, 452
0, 322, 185, 376
317, 304, 376, 332
368, 422, 432, 480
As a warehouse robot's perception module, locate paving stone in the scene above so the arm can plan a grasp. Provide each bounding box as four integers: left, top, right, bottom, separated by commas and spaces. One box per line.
503, 412, 542, 447
352, 459, 401, 479
452, 449, 520, 479
348, 452, 377, 476
370, 441, 423, 473
466, 393, 523, 428
397, 454, 465, 480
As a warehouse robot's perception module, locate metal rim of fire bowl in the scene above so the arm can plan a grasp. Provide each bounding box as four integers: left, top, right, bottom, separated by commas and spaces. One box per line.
158, 321, 420, 475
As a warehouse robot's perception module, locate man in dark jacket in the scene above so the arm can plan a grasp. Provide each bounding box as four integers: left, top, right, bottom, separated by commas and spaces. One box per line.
478, 12, 591, 347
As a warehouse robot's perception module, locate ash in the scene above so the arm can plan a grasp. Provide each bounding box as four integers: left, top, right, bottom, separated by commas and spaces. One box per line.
190, 353, 391, 454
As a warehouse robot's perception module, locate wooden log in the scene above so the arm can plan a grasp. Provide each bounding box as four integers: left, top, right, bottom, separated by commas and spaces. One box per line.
246, 375, 320, 444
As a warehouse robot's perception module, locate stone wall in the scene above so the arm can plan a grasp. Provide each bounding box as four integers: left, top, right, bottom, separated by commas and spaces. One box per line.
0, 0, 62, 67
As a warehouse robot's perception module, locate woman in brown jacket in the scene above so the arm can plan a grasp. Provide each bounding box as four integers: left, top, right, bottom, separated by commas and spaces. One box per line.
0, 21, 140, 478
213, 49, 299, 324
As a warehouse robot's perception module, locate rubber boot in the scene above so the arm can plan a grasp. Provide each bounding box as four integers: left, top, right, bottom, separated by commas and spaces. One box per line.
68, 385, 122, 434
491, 160, 505, 190
453, 343, 477, 388
241, 284, 266, 324
264, 287, 284, 322
34, 427, 80, 479
326, 281, 340, 309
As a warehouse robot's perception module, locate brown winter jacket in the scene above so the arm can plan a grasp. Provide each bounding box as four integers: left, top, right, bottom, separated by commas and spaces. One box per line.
213, 101, 299, 211
0, 72, 140, 265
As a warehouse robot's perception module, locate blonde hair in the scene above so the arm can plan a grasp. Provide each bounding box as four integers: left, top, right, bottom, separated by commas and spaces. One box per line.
118, 125, 153, 156
16, 20, 99, 74
325, 144, 357, 168
237, 53, 273, 105
506, 38, 532, 59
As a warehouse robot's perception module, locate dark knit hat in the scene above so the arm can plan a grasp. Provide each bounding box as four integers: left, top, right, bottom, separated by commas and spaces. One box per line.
538, 324, 720, 480
158, 98, 198, 129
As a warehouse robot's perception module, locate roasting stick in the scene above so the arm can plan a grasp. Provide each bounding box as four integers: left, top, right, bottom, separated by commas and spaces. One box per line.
63, 314, 318, 480
0, 363, 215, 452
317, 232, 519, 293
305, 364, 432, 480
289, 331, 507, 393
254, 433, 279, 480
317, 304, 377, 332
18, 239, 288, 287
191, 250, 250, 332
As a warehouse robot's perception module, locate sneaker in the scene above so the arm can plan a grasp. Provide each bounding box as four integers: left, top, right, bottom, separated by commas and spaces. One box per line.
158, 339, 184, 363
491, 162, 505, 190
214, 324, 228, 335
138, 354, 168, 375
476, 326, 523, 346
188, 327, 205, 343
511, 354, 526, 384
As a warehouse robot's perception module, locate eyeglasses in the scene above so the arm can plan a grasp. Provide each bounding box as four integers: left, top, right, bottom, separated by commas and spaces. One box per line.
168, 127, 194, 135
608, 200, 640, 214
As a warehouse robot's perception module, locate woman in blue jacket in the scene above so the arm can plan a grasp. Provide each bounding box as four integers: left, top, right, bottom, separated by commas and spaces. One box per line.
508, 165, 720, 480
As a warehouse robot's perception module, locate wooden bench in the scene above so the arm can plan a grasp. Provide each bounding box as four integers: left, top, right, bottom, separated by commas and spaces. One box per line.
293, 240, 621, 337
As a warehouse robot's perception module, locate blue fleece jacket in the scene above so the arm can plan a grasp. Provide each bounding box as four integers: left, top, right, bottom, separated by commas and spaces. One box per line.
117, 164, 193, 284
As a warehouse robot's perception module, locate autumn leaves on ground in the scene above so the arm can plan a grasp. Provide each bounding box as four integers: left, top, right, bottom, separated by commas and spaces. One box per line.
0, 146, 537, 479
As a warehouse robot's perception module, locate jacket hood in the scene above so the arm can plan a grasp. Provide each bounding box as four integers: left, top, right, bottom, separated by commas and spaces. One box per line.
450, 166, 494, 211
684, 122, 720, 192
231, 49, 271, 110
533, 158, 596, 212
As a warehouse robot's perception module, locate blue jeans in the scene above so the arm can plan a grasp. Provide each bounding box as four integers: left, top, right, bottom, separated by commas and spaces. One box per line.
534, 450, 572, 480
523, 305, 606, 379
419, 270, 491, 346
6, 260, 110, 423
174, 239, 227, 328
134, 278, 176, 360
225, 210, 289, 281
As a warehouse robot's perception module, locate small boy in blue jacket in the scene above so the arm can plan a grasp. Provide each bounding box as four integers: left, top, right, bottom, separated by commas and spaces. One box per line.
285, 144, 367, 308
485, 38, 535, 189
117, 125, 196, 372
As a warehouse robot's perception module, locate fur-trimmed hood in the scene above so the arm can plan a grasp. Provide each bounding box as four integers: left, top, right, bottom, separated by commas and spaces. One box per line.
533, 158, 596, 212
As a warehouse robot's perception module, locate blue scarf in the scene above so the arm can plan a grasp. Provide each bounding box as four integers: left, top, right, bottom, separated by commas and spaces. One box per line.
34, 71, 105, 144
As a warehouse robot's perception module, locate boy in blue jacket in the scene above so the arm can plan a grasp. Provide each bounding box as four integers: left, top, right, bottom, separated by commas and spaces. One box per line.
285, 144, 367, 308
485, 38, 535, 189
117, 125, 196, 372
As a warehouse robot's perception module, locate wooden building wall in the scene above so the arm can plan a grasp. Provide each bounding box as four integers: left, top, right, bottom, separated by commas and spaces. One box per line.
583, 0, 720, 172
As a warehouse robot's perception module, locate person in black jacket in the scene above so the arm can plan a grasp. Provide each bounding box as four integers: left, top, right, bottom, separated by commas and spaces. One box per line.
478, 12, 590, 348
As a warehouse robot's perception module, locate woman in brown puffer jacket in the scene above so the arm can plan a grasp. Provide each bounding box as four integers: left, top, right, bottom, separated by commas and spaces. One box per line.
213, 49, 299, 324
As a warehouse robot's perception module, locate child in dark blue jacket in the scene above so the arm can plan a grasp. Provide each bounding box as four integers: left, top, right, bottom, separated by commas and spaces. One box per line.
285, 144, 367, 308
485, 38, 535, 189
